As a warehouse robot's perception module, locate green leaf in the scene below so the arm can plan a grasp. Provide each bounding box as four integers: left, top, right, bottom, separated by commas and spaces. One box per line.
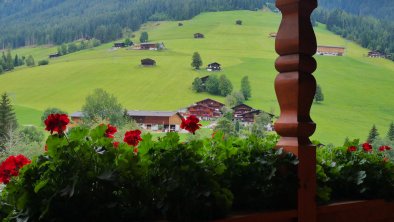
34, 179, 49, 193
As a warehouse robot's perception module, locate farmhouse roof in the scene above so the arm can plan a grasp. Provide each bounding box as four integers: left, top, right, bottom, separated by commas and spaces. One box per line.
196, 98, 225, 106
317, 45, 345, 49
231, 103, 254, 110
127, 110, 178, 117
70, 111, 84, 118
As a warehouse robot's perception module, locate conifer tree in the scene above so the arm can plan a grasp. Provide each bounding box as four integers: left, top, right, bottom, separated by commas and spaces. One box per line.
139, 32, 149, 43
241, 76, 251, 100
367, 124, 379, 143
191, 52, 203, 70
0, 93, 18, 149
219, 75, 233, 97
6, 49, 14, 70
314, 84, 324, 103
192, 77, 204, 92
387, 122, 394, 141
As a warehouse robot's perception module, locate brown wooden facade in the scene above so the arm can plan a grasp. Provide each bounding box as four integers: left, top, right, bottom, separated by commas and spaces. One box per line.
317, 45, 345, 56
187, 104, 217, 119
232, 104, 254, 120
196, 98, 224, 112
127, 111, 182, 131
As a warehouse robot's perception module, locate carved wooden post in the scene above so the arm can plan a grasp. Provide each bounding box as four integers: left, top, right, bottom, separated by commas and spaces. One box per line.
274, 0, 317, 222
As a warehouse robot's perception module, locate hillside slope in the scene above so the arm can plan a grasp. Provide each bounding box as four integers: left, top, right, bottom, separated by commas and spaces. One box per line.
0, 10, 393, 145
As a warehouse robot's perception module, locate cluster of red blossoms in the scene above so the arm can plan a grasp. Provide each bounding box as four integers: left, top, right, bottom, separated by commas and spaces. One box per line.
105, 124, 117, 138
44, 114, 70, 135
0, 155, 31, 184
124, 130, 142, 147
347, 142, 392, 152
180, 115, 202, 134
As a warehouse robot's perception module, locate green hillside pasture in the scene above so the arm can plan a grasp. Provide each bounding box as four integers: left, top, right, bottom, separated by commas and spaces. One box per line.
0, 11, 392, 145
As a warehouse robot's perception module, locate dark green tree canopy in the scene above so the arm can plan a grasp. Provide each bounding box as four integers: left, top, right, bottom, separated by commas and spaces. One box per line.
140, 32, 149, 43
241, 76, 251, 100
387, 122, 394, 141
82, 88, 126, 127
367, 124, 379, 143
191, 52, 203, 70
219, 75, 233, 97
314, 84, 324, 103
205, 76, 220, 95
0, 92, 18, 149
192, 77, 204, 92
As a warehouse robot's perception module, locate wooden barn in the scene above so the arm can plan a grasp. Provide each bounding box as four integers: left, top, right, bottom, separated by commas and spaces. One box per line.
236, 20, 242, 25
207, 62, 221, 71
196, 98, 224, 112
127, 110, 183, 132
317, 45, 345, 56
194, 33, 205, 38
178, 22, 183, 26
114, 42, 126, 48
49, 53, 60, 59
368, 51, 387, 58
139, 42, 165, 50
240, 109, 261, 123
141, 58, 156, 66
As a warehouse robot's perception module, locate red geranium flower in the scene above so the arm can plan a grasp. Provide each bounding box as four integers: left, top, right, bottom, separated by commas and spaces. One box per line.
44, 114, 70, 135
347, 146, 357, 152
123, 130, 142, 147
105, 124, 117, 138
113, 142, 120, 149
180, 115, 202, 134
379, 146, 386, 152
0, 155, 31, 184
362, 143, 373, 152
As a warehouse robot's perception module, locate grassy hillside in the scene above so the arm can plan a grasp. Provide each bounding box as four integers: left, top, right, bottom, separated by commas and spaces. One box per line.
0, 10, 393, 145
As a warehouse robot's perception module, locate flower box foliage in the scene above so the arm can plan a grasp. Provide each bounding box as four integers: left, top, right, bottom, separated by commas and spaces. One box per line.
0, 115, 393, 221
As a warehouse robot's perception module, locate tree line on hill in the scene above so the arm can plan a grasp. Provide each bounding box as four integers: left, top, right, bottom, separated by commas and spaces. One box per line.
312, 8, 394, 60
0, 50, 37, 74
56, 38, 101, 56
0, 0, 267, 48
318, 0, 394, 21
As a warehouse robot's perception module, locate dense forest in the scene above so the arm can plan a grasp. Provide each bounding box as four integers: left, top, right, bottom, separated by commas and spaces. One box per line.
318, 0, 394, 21
313, 8, 394, 60
0, 0, 266, 48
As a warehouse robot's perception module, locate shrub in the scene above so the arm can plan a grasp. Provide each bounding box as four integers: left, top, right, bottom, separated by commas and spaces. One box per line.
37, 60, 49, 66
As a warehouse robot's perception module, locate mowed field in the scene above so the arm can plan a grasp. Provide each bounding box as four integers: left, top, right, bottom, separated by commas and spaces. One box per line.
0, 10, 393, 145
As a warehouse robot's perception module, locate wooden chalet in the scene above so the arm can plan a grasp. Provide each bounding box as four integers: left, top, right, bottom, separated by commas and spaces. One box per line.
240, 109, 261, 123
141, 58, 156, 66
236, 20, 242, 25
187, 104, 217, 119
317, 45, 345, 56
368, 51, 387, 58
139, 42, 165, 50
232, 104, 254, 120
49, 53, 60, 59
196, 98, 224, 112
127, 110, 183, 132
114, 42, 126, 48
70, 111, 84, 127
207, 62, 221, 71
194, 33, 204, 39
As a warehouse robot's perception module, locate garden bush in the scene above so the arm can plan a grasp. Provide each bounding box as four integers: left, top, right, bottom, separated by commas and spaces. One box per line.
0, 114, 393, 221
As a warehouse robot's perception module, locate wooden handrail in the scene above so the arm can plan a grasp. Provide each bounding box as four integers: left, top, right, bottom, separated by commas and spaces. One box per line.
274, 0, 318, 221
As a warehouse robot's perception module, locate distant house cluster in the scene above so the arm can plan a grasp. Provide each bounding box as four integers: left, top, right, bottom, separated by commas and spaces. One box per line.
70, 98, 274, 132
70, 110, 183, 132
317, 45, 345, 56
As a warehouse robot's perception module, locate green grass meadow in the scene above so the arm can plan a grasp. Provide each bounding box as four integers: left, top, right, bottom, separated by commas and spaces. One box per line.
0, 10, 393, 145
